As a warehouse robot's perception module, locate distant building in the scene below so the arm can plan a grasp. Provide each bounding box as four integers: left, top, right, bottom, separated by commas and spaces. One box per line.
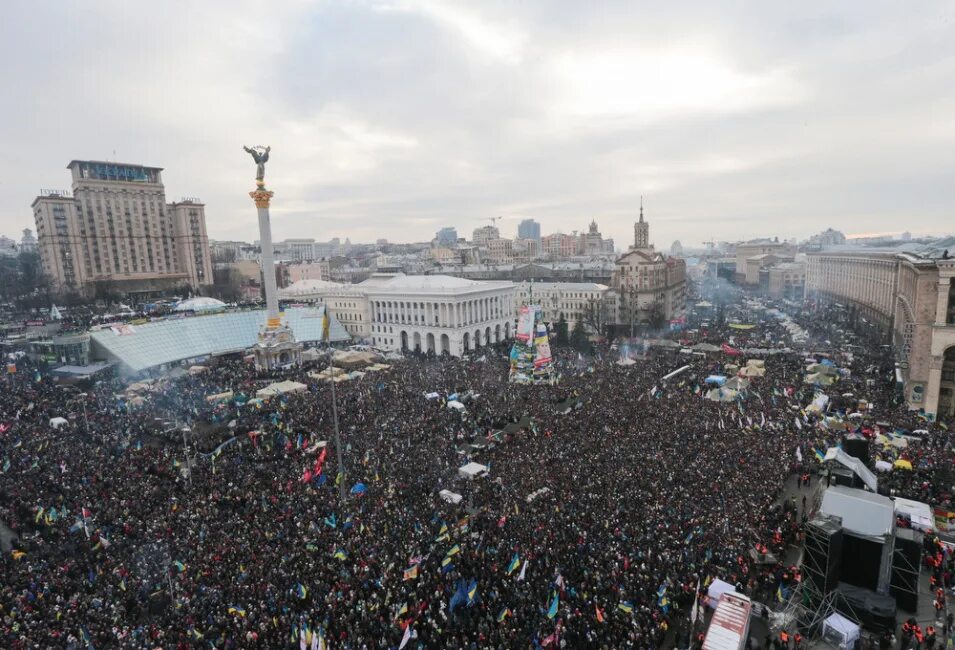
472, 225, 500, 247
32, 161, 212, 297
517, 219, 541, 241
287, 260, 330, 284
541, 233, 578, 259
485, 238, 514, 264
579, 220, 606, 256
435, 227, 458, 246
808, 228, 846, 250
0, 235, 16, 257
670, 240, 683, 256
765, 261, 806, 300
612, 202, 686, 330
20, 228, 37, 254
734, 239, 796, 284
280, 238, 317, 261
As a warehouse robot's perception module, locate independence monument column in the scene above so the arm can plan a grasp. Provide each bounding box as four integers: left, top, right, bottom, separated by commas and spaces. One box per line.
244, 145, 303, 371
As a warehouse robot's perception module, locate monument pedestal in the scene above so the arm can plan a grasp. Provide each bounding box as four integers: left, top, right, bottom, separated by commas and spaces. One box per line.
253, 322, 303, 371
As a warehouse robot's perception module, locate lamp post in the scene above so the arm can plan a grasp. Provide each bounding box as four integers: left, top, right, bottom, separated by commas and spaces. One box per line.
181, 426, 193, 488
326, 345, 346, 505
75, 392, 90, 437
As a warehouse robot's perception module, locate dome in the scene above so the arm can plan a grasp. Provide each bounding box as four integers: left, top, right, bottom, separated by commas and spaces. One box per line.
174, 297, 227, 313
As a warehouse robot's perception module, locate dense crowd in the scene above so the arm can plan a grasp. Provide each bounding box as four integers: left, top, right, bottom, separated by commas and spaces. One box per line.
0, 303, 951, 649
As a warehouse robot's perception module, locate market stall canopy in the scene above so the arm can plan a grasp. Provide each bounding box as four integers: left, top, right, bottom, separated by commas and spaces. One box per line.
738, 365, 765, 378
439, 489, 462, 504
706, 387, 739, 402
458, 462, 489, 480
256, 380, 307, 398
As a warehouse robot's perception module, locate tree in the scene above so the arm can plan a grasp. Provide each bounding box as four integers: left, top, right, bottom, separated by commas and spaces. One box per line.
582, 297, 605, 337
553, 313, 569, 346
212, 267, 243, 302
647, 300, 666, 331
570, 319, 589, 353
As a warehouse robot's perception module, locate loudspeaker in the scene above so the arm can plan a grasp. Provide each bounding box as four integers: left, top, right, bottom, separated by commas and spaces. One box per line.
844, 436, 871, 465
840, 533, 883, 591
805, 517, 843, 595
891, 528, 923, 612
830, 467, 863, 489
836, 582, 897, 633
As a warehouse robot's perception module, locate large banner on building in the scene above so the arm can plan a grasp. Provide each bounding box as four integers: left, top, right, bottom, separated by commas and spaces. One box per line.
533, 334, 552, 368
516, 306, 535, 342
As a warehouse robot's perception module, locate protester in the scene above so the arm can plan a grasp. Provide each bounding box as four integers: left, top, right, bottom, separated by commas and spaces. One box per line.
0, 300, 950, 649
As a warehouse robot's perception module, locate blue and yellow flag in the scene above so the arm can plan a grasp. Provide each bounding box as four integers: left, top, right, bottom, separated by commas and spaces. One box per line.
618, 601, 633, 614
546, 590, 559, 618
497, 607, 512, 623
227, 605, 246, 618
506, 552, 520, 575
294, 583, 308, 600
333, 548, 347, 561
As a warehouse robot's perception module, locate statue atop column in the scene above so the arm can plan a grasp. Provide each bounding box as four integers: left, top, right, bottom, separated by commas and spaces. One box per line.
243, 145, 271, 188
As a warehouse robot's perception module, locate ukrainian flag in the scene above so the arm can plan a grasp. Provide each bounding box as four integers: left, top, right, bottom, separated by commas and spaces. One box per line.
814, 447, 826, 462
497, 607, 512, 623
506, 552, 521, 575
333, 548, 347, 561
446, 544, 461, 557
467, 579, 478, 605
227, 605, 246, 617
618, 601, 634, 614
294, 583, 308, 600
546, 590, 559, 618
174, 560, 186, 573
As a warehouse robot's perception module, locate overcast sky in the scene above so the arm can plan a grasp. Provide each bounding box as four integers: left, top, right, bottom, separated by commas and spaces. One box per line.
2, 0, 954, 249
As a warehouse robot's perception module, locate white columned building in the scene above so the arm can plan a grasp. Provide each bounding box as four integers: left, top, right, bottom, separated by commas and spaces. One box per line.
365, 275, 515, 356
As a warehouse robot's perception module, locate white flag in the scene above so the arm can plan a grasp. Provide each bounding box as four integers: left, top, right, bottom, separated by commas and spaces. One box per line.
399, 625, 413, 649
311, 629, 319, 650
690, 579, 701, 625
796, 446, 803, 462
518, 559, 528, 582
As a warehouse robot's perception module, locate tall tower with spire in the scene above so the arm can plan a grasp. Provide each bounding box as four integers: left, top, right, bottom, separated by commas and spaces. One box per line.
633, 196, 650, 249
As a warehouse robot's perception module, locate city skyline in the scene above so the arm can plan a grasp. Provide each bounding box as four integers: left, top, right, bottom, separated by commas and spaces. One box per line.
3, 1, 955, 249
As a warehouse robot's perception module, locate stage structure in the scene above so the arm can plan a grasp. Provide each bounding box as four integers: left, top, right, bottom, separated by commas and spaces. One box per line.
509, 304, 556, 384
244, 145, 303, 371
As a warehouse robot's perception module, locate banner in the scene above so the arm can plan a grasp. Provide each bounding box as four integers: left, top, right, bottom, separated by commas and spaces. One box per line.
533, 335, 552, 368
516, 306, 535, 342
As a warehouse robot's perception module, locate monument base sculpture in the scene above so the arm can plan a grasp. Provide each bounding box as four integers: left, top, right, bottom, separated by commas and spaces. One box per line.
253, 322, 303, 371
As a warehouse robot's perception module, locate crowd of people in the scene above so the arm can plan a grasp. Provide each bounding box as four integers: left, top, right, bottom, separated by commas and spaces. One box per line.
0, 299, 952, 649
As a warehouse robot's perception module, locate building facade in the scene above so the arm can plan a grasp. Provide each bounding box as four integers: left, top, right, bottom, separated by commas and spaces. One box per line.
472, 226, 500, 247
287, 260, 330, 284
541, 233, 579, 259
366, 275, 514, 356
32, 161, 213, 297
766, 262, 806, 300
514, 281, 610, 331
517, 219, 541, 241
735, 239, 796, 284
279, 273, 515, 356
611, 205, 687, 330
807, 245, 955, 418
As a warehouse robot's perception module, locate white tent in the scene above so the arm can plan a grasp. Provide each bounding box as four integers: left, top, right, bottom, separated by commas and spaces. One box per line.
256, 380, 307, 398
893, 497, 935, 533
439, 489, 462, 504
458, 462, 489, 480
705, 578, 737, 608
49, 417, 69, 429
447, 400, 465, 411
49, 304, 62, 321
822, 613, 860, 650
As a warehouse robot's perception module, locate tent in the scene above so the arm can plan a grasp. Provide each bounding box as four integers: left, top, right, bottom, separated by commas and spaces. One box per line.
692, 342, 722, 353
804, 372, 835, 386
746, 359, 765, 368
188, 365, 209, 375
705, 578, 737, 609
894, 459, 913, 470
724, 377, 750, 391
822, 613, 860, 650
704, 375, 727, 386
706, 387, 739, 402
447, 400, 465, 411
206, 391, 234, 403
439, 489, 463, 504
301, 348, 323, 362
49, 417, 69, 429
893, 497, 934, 533
256, 380, 307, 398
738, 365, 765, 378
458, 462, 489, 480
874, 460, 894, 472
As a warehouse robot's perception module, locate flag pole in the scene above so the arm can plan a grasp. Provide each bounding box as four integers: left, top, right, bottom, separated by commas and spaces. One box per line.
324, 306, 346, 505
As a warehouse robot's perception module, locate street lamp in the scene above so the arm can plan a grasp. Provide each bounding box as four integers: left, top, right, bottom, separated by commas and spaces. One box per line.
74, 392, 90, 437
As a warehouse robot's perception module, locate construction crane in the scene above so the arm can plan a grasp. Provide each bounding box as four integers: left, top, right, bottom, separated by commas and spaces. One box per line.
476, 216, 502, 226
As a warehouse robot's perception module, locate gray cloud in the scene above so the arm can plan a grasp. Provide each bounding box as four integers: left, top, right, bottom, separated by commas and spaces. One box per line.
2, 0, 953, 248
